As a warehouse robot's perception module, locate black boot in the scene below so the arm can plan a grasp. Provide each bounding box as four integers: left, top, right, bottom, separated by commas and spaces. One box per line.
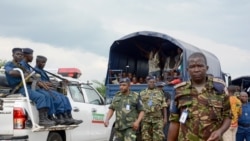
49, 115, 65, 125
38, 108, 56, 127
67, 112, 83, 125
62, 112, 75, 125
55, 114, 66, 125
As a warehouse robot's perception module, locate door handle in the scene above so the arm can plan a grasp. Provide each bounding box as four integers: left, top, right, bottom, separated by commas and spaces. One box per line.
92, 108, 97, 113
73, 107, 80, 112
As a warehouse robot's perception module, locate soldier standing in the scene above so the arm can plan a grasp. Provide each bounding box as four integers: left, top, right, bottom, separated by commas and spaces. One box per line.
155, 81, 171, 141
168, 52, 231, 141
104, 78, 144, 141
140, 76, 167, 141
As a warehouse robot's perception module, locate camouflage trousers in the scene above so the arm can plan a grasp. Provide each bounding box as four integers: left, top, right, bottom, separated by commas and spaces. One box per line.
141, 118, 164, 141
115, 128, 137, 141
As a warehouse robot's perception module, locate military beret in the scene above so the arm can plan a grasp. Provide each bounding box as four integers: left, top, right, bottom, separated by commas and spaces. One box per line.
36, 55, 47, 61
156, 82, 166, 87
119, 77, 130, 83
12, 47, 22, 53
22, 48, 33, 54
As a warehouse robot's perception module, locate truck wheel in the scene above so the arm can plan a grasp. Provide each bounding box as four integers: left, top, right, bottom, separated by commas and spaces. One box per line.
109, 127, 118, 141
47, 132, 63, 141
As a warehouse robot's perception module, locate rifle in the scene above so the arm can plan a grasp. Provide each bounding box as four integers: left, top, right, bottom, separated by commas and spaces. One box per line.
27, 64, 68, 82
11, 61, 44, 93
27, 64, 69, 95
43, 69, 68, 82
11, 71, 36, 94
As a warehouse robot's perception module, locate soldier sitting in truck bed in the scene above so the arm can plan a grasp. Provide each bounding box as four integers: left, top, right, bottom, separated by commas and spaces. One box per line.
34, 55, 82, 125
4, 48, 56, 127
20, 48, 82, 125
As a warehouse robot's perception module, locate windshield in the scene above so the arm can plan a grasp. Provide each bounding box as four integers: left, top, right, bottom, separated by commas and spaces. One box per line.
81, 84, 104, 105
69, 84, 85, 103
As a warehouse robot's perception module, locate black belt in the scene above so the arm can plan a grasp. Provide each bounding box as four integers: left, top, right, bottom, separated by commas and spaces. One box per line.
239, 123, 250, 127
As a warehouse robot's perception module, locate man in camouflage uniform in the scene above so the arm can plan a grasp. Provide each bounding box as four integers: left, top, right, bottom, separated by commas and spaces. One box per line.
140, 76, 167, 141
156, 81, 170, 140
168, 52, 231, 141
104, 78, 144, 141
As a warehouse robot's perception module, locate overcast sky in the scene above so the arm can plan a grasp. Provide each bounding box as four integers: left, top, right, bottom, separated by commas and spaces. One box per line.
0, 0, 250, 82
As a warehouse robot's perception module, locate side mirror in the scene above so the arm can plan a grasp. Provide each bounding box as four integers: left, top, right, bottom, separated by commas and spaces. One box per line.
105, 98, 113, 105
228, 76, 232, 85
0, 99, 3, 110
223, 72, 231, 86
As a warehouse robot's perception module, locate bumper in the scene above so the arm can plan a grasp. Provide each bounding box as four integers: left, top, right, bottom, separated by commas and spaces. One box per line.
0, 135, 28, 141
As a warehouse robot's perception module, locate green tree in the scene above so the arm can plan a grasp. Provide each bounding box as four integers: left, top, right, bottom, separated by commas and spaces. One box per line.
0, 59, 7, 68
92, 79, 106, 97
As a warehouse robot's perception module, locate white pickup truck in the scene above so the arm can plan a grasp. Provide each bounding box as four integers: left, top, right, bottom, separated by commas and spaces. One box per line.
0, 68, 115, 141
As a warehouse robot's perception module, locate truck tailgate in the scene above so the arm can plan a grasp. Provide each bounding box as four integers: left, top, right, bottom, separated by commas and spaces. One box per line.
0, 101, 14, 135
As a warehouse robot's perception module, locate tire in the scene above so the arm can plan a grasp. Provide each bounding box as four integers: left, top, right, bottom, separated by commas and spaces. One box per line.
47, 132, 63, 141
109, 127, 118, 141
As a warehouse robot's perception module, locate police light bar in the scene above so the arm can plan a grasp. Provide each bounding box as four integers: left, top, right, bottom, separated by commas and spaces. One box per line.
58, 68, 82, 79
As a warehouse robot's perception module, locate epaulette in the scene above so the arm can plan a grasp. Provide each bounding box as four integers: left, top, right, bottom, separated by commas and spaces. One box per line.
174, 81, 187, 89
140, 89, 147, 93
132, 91, 139, 96
114, 91, 122, 96
213, 77, 226, 86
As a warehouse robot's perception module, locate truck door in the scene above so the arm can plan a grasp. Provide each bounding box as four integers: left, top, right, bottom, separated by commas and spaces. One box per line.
81, 84, 109, 140
67, 85, 93, 141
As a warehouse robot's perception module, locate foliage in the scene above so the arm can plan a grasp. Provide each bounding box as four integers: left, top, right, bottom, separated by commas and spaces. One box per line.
0, 59, 7, 68
92, 79, 106, 97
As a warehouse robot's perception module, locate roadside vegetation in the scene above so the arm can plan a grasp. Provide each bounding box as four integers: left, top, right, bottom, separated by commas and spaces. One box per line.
92, 79, 106, 97
0, 59, 7, 68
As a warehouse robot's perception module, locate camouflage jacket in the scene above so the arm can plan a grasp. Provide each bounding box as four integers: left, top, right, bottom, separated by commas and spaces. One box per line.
169, 76, 231, 141
109, 91, 144, 130
140, 88, 167, 121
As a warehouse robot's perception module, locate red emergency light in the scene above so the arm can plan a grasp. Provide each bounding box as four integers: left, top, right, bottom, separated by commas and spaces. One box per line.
58, 68, 82, 79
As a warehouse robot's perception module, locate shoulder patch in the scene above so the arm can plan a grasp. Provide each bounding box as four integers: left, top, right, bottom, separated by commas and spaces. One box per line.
174, 81, 187, 89
213, 77, 226, 86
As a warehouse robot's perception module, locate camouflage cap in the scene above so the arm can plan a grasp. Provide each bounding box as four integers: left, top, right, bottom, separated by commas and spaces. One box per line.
146, 75, 155, 81
156, 82, 166, 87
